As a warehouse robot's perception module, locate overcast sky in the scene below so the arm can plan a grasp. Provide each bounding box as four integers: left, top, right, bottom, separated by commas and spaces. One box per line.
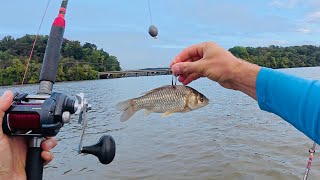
1, 0, 320, 70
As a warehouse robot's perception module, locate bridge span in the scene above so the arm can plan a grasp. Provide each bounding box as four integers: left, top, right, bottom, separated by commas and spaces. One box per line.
98, 68, 172, 79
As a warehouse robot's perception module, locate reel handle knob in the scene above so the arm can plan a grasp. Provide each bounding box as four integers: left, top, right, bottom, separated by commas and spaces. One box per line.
81, 135, 116, 164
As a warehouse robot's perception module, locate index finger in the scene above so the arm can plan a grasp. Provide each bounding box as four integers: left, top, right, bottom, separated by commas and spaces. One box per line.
170, 43, 206, 67
41, 137, 57, 151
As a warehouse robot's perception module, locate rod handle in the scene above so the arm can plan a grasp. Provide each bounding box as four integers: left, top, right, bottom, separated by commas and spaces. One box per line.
26, 147, 43, 180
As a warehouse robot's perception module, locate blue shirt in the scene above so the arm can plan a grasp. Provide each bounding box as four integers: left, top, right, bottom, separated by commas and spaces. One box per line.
256, 67, 320, 144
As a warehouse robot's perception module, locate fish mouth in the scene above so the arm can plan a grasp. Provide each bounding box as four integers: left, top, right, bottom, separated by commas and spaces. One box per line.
203, 101, 209, 107
191, 100, 209, 110
202, 99, 209, 107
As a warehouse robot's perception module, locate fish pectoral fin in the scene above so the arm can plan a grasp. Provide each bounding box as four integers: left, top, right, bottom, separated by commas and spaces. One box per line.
161, 111, 174, 118
144, 110, 152, 116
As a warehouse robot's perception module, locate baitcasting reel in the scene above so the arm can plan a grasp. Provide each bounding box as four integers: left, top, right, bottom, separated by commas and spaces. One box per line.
3, 92, 116, 165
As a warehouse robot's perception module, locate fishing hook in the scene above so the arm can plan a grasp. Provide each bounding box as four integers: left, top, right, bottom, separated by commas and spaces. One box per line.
171, 74, 177, 87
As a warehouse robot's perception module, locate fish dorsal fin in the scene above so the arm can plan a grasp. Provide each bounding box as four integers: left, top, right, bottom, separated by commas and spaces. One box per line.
141, 85, 175, 95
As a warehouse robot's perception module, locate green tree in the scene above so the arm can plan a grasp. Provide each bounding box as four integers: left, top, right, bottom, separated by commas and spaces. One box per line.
106, 56, 121, 71
3, 59, 25, 85
229, 46, 250, 60
0, 34, 121, 85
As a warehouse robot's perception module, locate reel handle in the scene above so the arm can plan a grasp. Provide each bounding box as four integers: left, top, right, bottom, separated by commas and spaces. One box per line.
81, 135, 116, 164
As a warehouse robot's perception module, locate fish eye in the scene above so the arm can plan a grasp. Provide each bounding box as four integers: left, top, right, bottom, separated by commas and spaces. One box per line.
200, 97, 204, 102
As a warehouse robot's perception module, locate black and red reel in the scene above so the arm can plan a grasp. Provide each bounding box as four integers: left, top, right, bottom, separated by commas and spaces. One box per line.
3, 92, 76, 137
3, 92, 115, 165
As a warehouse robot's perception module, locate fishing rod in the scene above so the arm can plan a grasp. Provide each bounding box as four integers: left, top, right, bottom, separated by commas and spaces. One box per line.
3, 1, 116, 180
303, 142, 316, 179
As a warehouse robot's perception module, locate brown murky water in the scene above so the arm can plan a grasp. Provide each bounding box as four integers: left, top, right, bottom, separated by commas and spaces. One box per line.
1, 67, 320, 180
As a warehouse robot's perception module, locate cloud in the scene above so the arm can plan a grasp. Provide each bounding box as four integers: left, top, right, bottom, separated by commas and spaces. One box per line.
296, 28, 311, 33
238, 37, 289, 47
269, 0, 302, 9
269, 0, 320, 10
306, 11, 320, 23
3, 0, 320, 70
159, 1, 297, 35
295, 11, 320, 34
151, 44, 186, 49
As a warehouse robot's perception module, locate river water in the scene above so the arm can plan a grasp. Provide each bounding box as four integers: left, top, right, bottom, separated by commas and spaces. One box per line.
1, 67, 320, 180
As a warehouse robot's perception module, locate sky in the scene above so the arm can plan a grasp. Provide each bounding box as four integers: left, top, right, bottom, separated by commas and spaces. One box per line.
1, 0, 320, 70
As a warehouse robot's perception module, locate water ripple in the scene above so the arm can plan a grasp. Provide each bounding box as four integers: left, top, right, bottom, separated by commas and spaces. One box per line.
1, 69, 320, 180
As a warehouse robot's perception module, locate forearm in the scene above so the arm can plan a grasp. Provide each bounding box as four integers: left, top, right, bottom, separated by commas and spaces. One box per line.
229, 59, 261, 100
256, 67, 320, 144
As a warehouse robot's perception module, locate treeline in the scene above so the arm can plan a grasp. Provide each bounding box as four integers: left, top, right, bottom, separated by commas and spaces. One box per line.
0, 35, 121, 86
229, 45, 320, 68
2, 34, 320, 86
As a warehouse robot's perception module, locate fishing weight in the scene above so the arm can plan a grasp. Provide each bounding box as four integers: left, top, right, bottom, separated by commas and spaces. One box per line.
149, 25, 158, 38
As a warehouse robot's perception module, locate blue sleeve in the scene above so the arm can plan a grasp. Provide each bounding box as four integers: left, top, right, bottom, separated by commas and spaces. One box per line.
256, 67, 320, 144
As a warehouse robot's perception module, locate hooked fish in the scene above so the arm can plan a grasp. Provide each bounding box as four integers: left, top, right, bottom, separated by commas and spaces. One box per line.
116, 85, 209, 122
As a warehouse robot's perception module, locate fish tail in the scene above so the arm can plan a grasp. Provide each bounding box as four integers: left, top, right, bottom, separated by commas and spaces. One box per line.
116, 99, 138, 122
116, 99, 133, 111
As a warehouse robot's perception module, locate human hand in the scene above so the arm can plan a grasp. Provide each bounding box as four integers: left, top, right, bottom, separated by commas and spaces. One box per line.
170, 42, 242, 88
170, 42, 261, 99
0, 91, 57, 180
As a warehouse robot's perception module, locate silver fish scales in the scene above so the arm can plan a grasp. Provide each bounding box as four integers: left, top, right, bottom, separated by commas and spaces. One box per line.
116, 85, 209, 122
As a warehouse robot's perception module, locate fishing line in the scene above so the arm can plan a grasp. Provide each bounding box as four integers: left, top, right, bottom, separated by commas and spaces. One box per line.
147, 0, 153, 25
147, 0, 158, 38
20, 0, 51, 92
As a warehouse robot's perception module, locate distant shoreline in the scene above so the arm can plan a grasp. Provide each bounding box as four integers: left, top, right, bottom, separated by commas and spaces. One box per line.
2, 66, 320, 87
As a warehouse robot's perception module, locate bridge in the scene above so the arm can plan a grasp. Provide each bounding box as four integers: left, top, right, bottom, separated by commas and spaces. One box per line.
98, 68, 172, 79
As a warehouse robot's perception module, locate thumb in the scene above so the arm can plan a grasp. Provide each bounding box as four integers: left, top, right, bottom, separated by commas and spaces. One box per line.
0, 91, 14, 135
171, 61, 202, 76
